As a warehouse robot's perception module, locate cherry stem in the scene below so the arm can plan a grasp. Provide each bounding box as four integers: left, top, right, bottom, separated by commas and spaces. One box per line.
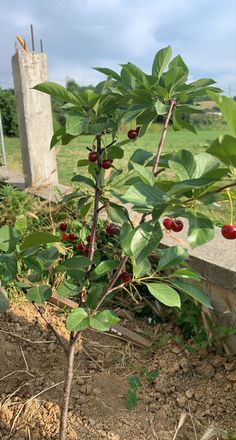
152, 99, 176, 176
227, 189, 234, 225
86, 134, 102, 274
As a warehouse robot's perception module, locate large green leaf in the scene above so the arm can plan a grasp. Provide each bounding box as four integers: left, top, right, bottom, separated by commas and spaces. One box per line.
56, 256, 89, 272
170, 280, 212, 308
89, 310, 119, 331
168, 177, 216, 196
131, 162, 155, 186
71, 174, 96, 188
90, 260, 119, 280
65, 114, 88, 136
106, 146, 124, 160
87, 283, 105, 310
152, 46, 172, 79
170, 268, 202, 281
187, 213, 215, 248
0, 287, 9, 313
158, 246, 188, 270
57, 281, 79, 298
26, 285, 52, 304
0, 254, 17, 284
119, 223, 135, 257
132, 257, 151, 278
154, 100, 168, 115
121, 62, 150, 89
163, 67, 188, 92
0, 225, 20, 252
169, 150, 197, 180
33, 82, 81, 106
123, 183, 167, 208
146, 283, 181, 308
207, 135, 236, 168
21, 232, 60, 251
168, 55, 188, 75
208, 91, 236, 136
128, 149, 153, 170
106, 203, 129, 224
131, 221, 163, 264
66, 308, 89, 331
93, 67, 121, 81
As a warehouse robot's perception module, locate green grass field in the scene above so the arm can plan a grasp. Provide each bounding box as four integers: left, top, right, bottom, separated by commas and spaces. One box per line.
4, 124, 227, 185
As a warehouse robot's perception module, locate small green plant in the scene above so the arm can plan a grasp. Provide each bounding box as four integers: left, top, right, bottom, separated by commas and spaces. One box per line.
125, 369, 159, 409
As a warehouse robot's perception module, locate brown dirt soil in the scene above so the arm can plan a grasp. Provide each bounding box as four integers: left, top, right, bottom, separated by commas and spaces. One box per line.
0, 302, 236, 440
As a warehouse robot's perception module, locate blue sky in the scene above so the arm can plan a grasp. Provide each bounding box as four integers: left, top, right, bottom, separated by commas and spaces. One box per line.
1, 0, 236, 95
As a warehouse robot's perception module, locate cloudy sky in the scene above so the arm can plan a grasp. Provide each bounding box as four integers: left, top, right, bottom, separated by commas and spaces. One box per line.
1, 0, 236, 95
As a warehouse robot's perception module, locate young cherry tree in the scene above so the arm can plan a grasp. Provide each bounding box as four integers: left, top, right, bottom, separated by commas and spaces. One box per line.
1, 46, 236, 440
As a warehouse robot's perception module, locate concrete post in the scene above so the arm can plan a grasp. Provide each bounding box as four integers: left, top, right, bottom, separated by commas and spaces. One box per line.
12, 48, 58, 187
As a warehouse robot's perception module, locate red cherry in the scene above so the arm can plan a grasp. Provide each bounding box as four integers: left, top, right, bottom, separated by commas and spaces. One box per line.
59, 222, 67, 232
105, 224, 120, 236
88, 152, 98, 162
119, 272, 132, 283
68, 233, 77, 241
221, 224, 236, 240
101, 160, 113, 169
163, 218, 173, 230
77, 242, 85, 252
83, 245, 90, 256
171, 220, 184, 232
127, 129, 138, 139
86, 234, 96, 243
61, 233, 69, 241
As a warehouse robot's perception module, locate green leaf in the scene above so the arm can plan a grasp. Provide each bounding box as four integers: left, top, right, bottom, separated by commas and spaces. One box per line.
89, 310, 119, 331
169, 150, 197, 180
65, 114, 87, 136
167, 177, 215, 196
125, 388, 138, 410
207, 91, 236, 136
119, 223, 135, 257
93, 67, 121, 81
187, 213, 215, 248
170, 280, 212, 308
0, 225, 20, 252
158, 246, 188, 271
121, 62, 150, 89
128, 149, 153, 170
15, 215, 27, 234
57, 281, 79, 298
80, 201, 93, 218
87, 284, 105, 310
33, 82, 81, 105
90, 260, 119, 280
169, 55, 188, 75
106, 146, 124, 160
71, 174, 95, 189
26, 285, 52, 304
152, 46, 172, 79
131, 221, 163, 264
123, 183, 166, 209
0, 254, 17, 283
66, 308, 89, 331
143, 369, 159, 384
0, 287, 9, 313
56, 256, 89, 272
21, 232, 60, 251
207, 135, 236, 168
77, 159, 91, 167
146, 283, 181, 308
50, 126, 65, 149
132, 257, 151, 278
154, 100, 168, 115
128, 375, 141, 390
163, 67, 188, 93
106, 203, 129, 224
131, 162, 155, 185
170, 268, 202, 281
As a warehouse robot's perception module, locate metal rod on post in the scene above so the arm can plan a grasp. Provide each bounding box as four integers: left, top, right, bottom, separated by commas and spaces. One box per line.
0, 110, 7, 168
40, 39, 44, 53
30, 24, 35, 52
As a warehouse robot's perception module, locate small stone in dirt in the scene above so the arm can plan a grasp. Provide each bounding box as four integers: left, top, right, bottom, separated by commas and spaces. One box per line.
224, 361, 236, 371
176, 396, 186, 408
77, 377, 85, 385
179, 357, 190, 373
6, 350, 12, 356
227, 371, 236, 382
88, 418, 96, 427
93, 387, 102, 396
185, 389, 194, 399
171, 346, 182, 354
196, 363, 215, 379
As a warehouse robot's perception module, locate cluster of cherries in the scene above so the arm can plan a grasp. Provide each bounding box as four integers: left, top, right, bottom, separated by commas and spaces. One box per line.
88, 152, 113, 169
163, 217, 184, 232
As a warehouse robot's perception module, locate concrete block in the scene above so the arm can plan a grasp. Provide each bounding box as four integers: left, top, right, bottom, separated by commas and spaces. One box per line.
12, 49, 58, 187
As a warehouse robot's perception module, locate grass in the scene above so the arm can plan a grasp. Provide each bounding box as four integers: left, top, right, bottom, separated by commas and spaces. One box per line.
3, 124, 227, 185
